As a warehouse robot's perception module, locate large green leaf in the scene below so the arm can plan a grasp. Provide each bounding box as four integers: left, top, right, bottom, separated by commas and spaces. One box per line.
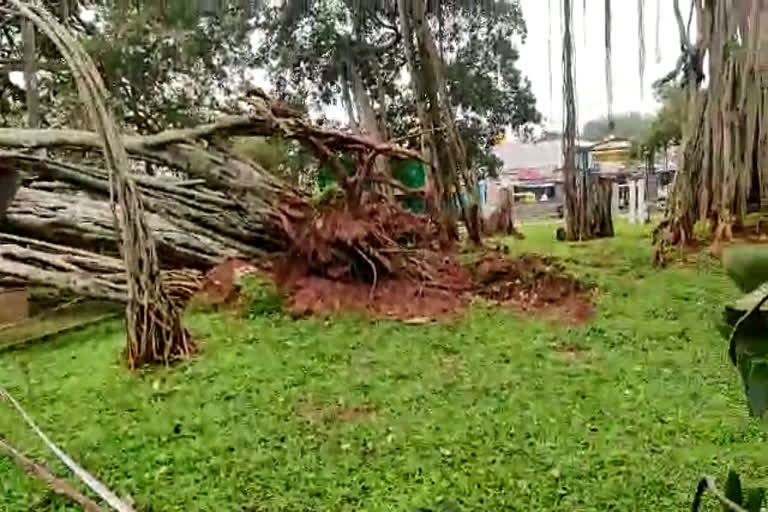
724, 471, 743, 511
723, 246, 768, 293
738, 356, 768, 418
745, 488, 766, 512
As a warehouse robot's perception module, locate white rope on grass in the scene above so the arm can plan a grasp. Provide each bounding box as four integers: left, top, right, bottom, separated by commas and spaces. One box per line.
0, 387, 136, 512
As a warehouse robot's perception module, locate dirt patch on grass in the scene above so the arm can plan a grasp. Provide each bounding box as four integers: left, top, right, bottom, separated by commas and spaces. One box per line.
473, 253, 595, 326
195, 258, 259, 306
552, 342, 595, 363
296, 401, 377, 424
285, 275, 467, 320
277, 251, 594, 325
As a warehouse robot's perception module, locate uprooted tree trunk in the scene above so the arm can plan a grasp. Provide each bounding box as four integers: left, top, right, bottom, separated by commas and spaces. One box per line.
11, 0, 194, 367
5, 186, 247, 268
656, 0, 768, 262
1, 81, 436, 310
0, 232, 202, 305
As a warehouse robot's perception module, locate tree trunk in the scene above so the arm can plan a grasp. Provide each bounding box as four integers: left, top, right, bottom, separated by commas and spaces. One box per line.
413, 0, 481, 243
580, 175, 615, 238
12, 0, 194, 367
0, 170, 21, 220
659, 0, 768, 258
345, 56, 392, 192
562, 0, 579, 240
1, 152, 277, 255
5, 186, 241, 268
397, 0, 479, 242
0, 232, 201, 305
339, 67, 359, 131
484, 187, 522, 238
21, 18, 39, 129
0, 232, 126, 302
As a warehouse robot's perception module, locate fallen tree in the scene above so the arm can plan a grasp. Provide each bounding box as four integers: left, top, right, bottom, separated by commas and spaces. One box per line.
0, 91, 445, 305
5, 186, 238, 268
0, 233, 202, 306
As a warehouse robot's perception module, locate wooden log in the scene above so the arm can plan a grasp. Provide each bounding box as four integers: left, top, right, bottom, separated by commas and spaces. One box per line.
0, 169, 21, 220
5, 187, 230, 268
0, 233, 126, 302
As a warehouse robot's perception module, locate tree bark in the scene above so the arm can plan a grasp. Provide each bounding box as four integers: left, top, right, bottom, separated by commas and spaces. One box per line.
580, 175, 615, 238
346, 56, 392, 191
22, 18, 39, 129
0, 169, 21, 220
0, 232, 126, 302
1, 152, 276, 257
562, 0, 579, 240
5, 186, 240, 268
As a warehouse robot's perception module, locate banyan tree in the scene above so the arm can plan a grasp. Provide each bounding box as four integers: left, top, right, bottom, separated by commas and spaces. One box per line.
656, 0, 768, 257
559, 0, 616, 241
6, 0, 195, 367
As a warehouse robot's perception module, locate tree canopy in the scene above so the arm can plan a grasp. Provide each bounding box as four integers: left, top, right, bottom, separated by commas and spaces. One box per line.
581, 112, 653, 142
2, 0, 539, 183
255, 0, 539, 178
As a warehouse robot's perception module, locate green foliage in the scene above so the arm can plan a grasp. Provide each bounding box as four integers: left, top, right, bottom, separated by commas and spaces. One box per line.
240, 274, 283, 317
49, 1, 253, 131
582, 112, 653, 142
722, 245, 768, 293
257, 0, 539, 178
413, 499, 462, 512
746, 487, 767, 512
724, 470, 744, 508
231, 136, 311, 184
440, 3, 540, 177
642, 84, 684, 153
1, 222, 761, 511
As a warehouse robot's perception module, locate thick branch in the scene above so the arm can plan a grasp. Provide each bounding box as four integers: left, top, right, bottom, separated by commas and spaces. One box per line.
0, 438, 105, 512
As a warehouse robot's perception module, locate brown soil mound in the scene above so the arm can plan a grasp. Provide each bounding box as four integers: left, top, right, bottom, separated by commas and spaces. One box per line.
283, 193, 448, 284
472, 253, 595, 325
278, 251, 594, 324
278, 249, 472, 320
195, 258, 259, 305
272, 191, 593, 323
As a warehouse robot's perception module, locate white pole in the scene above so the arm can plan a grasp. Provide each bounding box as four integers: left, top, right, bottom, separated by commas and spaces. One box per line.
611, 181, 620, 218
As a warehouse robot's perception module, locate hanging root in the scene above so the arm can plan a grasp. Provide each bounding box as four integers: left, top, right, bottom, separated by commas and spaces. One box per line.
10, 0, 194, 367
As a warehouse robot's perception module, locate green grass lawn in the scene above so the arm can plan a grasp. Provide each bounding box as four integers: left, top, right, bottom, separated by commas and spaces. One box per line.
1, 222, 766, 511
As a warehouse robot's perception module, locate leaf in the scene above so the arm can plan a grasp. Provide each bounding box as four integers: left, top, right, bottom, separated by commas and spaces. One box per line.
722, 246, 768, 293
723, 471, 743, 511
738, 357, 768, 418
745, 488, 766, 512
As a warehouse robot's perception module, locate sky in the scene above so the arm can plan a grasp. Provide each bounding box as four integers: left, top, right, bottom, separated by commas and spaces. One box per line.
517, 0, 692, 131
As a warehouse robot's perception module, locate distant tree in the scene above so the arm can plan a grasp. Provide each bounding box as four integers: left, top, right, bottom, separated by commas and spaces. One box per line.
582, 112, 653, 142
642, 84, 684, 153
1, 1, 254, 132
